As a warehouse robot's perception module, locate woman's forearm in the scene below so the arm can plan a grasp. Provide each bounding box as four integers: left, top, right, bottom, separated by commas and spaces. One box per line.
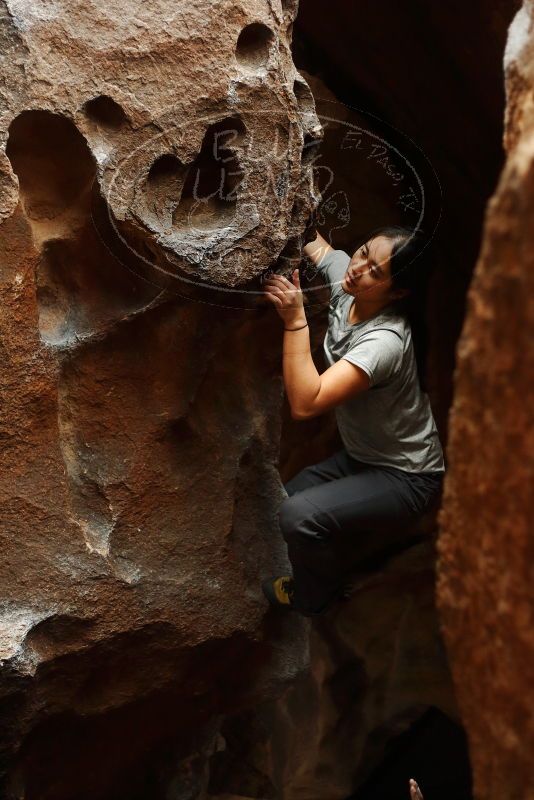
283, 314, 321, 419
261, 267, 320, 417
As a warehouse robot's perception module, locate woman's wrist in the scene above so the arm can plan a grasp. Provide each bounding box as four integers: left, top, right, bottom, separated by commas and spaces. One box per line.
284, 315, 308, 331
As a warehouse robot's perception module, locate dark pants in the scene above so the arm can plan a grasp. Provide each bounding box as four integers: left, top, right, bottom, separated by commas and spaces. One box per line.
278, 448, 444, 615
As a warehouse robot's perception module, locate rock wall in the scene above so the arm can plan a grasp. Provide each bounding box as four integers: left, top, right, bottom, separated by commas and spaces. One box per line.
0, 1, 318, 796
1, 0, 530, 797
437, 1, 534, 798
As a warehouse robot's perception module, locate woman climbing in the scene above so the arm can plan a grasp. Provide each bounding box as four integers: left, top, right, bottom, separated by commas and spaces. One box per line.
261, 223, 446, 617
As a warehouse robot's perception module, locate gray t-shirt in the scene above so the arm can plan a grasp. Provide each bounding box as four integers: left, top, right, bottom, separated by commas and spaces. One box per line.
317, 248, 445, 474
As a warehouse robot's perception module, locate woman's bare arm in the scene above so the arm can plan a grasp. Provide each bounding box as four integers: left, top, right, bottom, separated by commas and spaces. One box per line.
303, 230, 333, 266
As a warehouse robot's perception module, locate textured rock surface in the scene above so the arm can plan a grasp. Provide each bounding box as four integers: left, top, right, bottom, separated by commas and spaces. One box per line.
1, 0, 528, 797
437, 2, 534, 798
0, 0, 321, 290
0, 1, 318, 796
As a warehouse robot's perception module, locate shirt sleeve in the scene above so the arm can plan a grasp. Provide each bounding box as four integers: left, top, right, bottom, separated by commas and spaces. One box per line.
315, 249, 350, 298
342, 330, 403, 387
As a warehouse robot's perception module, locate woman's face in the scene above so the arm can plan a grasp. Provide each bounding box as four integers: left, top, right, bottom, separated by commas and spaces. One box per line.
342, 235, 398, 304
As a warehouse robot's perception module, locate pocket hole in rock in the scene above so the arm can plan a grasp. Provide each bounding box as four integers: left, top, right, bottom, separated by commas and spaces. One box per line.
84, 95, 129, 131
172, 117, 247, 231
6, 110, 95, 223
145, 154, 188, 229
236, 22, 275, 71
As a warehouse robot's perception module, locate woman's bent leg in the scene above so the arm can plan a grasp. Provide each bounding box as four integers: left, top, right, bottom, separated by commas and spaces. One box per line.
278, 463, 434, 614
283, 449, 358, 497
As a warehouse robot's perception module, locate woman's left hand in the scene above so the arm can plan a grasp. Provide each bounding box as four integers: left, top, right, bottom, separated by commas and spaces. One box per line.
263, 268, 306, 327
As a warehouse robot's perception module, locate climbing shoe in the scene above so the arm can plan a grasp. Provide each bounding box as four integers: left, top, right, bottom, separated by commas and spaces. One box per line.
262, 576, 295, 610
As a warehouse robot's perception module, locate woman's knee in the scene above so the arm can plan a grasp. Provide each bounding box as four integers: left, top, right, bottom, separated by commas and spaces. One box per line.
283, 471, 309, 497
278, 494, 334, 548
278, 494, 313, 539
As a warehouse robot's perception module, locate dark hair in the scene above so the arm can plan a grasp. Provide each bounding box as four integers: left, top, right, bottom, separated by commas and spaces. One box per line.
355, 225, 432, 391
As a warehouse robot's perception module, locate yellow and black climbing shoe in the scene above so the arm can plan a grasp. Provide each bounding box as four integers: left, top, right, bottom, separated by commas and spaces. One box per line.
262, 576, 295, 610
